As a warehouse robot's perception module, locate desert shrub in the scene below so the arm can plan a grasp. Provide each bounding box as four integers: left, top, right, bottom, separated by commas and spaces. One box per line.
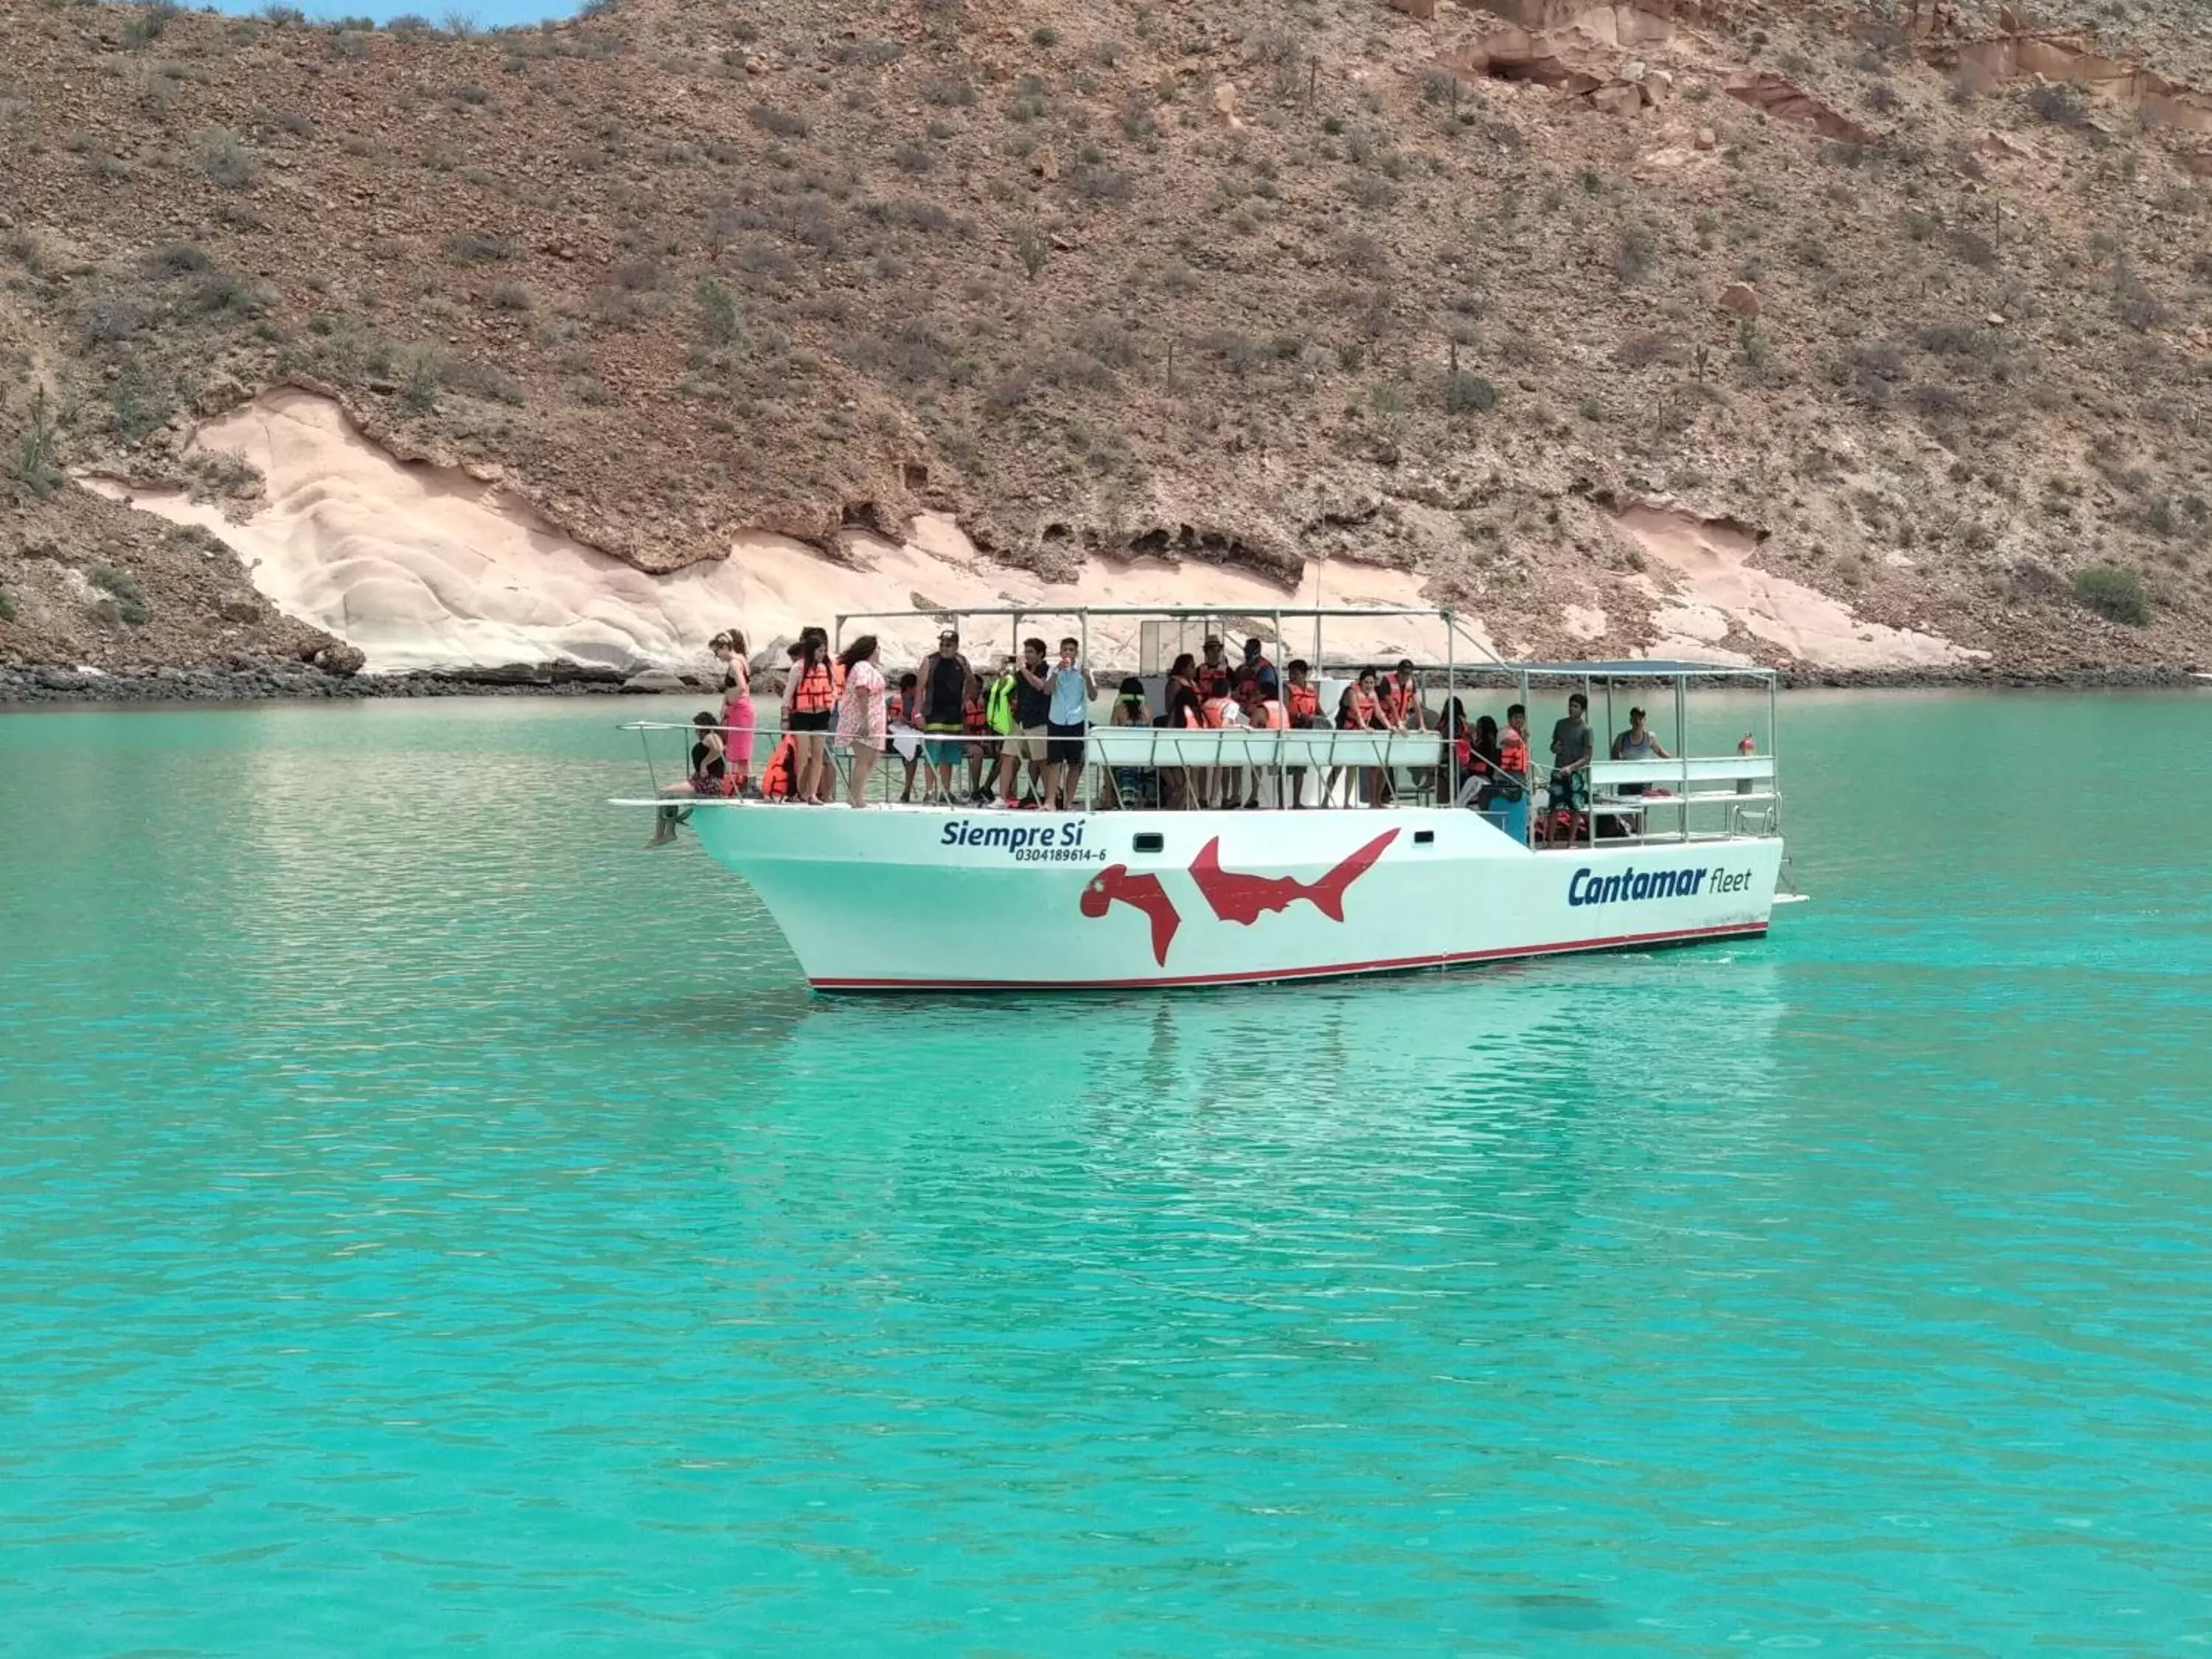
264, 3, 307, 22
108, 355, 175, 440
695, 274, 740, 344
1031, 24, 1059, 46
1071, 164, 1133, 202
893, 142, 934, 175
397, 343, 444, 411
80, 300, 146, 345
2071, 564, 2152, 624
6, 388, 63, 501
187, 265, 268, 316
1949, 227, 1996, 268
124, 0, 181, 47
748, 105, 810, 139
195, 128, 260, 189
1441, 369, 1498, 414
1614, 223, 1658, 285
922, 74, 975, 107
487, 281, 532, 311
442, 357, 525, 403
0, 587, 15, 623
88, 564, 152, 625
2023, 81, 2085, 124
1203, 330, 1258, 375
445, 233, 516, 264
835, 38, 903, 66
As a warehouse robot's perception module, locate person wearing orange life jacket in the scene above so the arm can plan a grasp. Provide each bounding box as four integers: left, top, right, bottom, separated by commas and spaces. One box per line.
1327, 665, 1391, 807
1222, 637, 1278, 809
1281, 658, 1323, 808
783, 627, 838, 805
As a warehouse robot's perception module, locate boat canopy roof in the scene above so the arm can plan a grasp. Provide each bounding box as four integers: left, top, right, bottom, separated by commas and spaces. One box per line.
1473, 659, 1778, 681
831, 604, 1772, 681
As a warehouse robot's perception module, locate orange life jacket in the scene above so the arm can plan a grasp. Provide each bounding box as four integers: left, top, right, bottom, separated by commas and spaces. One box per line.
1349, 687, 1380, 728
1287, 682, 1321, 725
1500, 730, 1529, 773
762, 734, 796, 798
1384, 678, 1419, 726
1195, 661, 1232, 700
791, 658, 836, 714
1257, 698, 1287, 731
1200, 696, 1233, 730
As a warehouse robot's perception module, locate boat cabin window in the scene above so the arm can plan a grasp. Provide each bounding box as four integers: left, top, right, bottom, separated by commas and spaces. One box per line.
1133, 832, 1164, 853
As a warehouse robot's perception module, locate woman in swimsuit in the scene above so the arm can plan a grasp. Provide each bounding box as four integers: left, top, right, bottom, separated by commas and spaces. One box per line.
711, 630, 754, 789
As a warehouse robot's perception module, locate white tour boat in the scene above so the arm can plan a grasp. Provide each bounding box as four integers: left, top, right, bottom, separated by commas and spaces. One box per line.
615, 607, 1790, 992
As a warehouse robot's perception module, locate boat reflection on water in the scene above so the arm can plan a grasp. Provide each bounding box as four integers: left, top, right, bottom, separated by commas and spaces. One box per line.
761, 949, 1787, 1175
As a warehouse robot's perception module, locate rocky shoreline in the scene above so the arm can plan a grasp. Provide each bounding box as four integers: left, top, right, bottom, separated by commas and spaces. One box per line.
2, 658, 2202, 708
0, 658, 718, 706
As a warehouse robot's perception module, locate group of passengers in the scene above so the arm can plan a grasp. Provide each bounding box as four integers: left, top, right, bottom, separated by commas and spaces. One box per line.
650, 625, 1683, 835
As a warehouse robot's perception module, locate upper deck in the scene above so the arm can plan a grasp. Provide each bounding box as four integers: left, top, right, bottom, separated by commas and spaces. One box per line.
622, 605, 1783, 850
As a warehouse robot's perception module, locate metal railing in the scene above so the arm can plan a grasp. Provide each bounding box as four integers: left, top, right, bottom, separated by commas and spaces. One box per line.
618, 719, 1782, 846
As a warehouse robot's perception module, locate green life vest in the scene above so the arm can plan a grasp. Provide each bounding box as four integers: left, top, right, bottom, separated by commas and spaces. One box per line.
985, 673, 1017, 735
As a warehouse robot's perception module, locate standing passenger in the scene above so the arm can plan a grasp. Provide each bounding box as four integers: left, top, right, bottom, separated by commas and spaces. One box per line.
914, 628, 974, 806
1043, 635, 1095, 810
1331, 666, 1391, 807
1548, 692, 1593, 841
836, 635, 888, 807
1283, 659, 1323, 809
712, 630, 755, 790
1164, 653, 1204, 810
784, 628, 838, 806
999, 637, 1054, 808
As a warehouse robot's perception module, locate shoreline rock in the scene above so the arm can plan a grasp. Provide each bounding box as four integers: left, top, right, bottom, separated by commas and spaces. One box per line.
2, 659, 2199, 709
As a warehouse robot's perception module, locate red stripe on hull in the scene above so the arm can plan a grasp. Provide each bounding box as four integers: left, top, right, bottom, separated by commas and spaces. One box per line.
810, 920, 1769, 992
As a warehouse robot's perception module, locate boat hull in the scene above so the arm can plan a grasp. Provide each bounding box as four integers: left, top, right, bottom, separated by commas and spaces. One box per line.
676, 804, 1783, 991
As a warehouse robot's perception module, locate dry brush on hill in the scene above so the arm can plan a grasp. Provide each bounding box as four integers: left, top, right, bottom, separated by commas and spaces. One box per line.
4, 0, 2212, 677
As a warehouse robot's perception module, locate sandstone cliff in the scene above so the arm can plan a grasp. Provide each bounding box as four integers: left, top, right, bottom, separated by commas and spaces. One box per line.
3, 0, 2210, 682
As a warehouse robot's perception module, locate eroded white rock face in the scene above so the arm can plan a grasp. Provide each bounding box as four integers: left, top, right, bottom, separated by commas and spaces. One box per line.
89, 391, 1467, 673
1615, 502, 1978, 670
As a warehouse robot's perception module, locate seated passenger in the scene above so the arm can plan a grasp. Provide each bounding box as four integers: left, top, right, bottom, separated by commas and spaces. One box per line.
1453, 714, 1506, 807
889, 670, 922, 804
1108, 675, 1150, 808
648, 711, 728, 846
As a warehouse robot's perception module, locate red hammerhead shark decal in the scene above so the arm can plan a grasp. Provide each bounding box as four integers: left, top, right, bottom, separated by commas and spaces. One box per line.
1080, 864, 1182, 966
1189, 829, 1400, 925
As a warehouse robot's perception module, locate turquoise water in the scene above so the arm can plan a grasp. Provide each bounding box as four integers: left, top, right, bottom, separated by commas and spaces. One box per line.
2, 692, 2208, 1653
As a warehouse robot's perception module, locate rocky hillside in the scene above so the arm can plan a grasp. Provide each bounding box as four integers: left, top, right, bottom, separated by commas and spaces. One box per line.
4, 0, 2212, 681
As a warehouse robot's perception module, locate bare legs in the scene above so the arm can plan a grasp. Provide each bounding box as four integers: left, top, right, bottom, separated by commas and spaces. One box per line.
848, 742, 879, 807
792, 731, 830, 804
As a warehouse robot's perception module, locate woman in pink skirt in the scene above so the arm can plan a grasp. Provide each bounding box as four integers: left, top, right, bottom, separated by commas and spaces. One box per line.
835, 634, 888, 807
711, 630, 755, 787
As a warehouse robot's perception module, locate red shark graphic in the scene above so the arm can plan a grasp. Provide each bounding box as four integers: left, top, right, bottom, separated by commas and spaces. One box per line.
1189, 829, 1399, 926
1080, 863, 1183, 966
